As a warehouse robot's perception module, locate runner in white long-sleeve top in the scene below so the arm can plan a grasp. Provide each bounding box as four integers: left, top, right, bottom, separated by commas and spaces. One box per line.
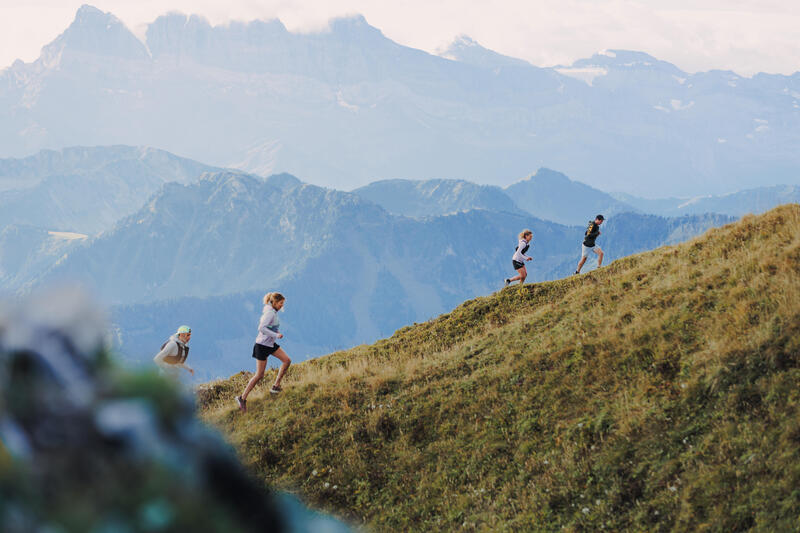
505, 229, 533, 286
236, 292, 291, 412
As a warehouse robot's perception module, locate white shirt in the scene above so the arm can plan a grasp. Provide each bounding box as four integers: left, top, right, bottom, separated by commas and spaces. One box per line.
512, 239, 531, 263
255, 305, 281, 347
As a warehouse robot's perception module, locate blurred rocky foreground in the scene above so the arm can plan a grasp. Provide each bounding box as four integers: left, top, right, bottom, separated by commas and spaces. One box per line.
0, 288, 348, 533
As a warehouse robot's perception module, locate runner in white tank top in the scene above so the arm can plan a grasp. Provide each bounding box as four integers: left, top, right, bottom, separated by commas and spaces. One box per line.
505, 229, 533, 286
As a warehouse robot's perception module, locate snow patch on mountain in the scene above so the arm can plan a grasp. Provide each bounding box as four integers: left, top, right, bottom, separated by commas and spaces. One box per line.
670, 99, 694, 111
336, 90, 359, 111
48, 231, 88, 241
677, 196, 708, 209
437, 34, 531, 68
753, 119, 769, 133
554, 66, 608, 86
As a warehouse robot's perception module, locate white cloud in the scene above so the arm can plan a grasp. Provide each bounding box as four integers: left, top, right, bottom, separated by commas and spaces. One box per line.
0, 0, 798, 75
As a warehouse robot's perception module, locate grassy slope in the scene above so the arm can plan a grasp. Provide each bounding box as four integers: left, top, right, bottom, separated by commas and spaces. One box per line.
200, 205, 800, 532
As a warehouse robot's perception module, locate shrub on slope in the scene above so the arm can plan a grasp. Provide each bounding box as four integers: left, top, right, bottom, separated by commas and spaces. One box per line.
201, 205, 800, 532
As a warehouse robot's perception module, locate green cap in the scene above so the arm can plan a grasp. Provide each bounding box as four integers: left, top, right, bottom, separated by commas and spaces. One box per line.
176, 325, 192, 334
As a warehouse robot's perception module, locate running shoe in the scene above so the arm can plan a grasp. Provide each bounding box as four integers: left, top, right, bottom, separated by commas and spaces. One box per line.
235, 395, 247, 413
270, 385, 282, 394
504, 278, 510, 287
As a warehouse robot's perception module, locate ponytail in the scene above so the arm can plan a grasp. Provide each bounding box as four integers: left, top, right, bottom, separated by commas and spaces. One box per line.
518, 229, 532, 240
263, 292, 285, 307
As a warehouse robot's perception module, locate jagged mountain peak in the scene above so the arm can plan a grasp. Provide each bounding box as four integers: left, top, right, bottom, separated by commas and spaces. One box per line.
265, 172, 303, 191
572, 49, 683, 74
145, 12, 382, 66
439, 34, 531, 68
327, 14, 380, 35
321, 14, 388, 46
196, 170, 261, 192
528, 167, 572, 184
39, 4, 149, 65
449, 34, 480, 48
74, 4, 103, 19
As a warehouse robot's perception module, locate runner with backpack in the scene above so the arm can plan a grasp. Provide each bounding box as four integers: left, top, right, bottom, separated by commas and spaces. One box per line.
236, 292, 292, 413
153, 325, 195, 378
505, 229, 533, 286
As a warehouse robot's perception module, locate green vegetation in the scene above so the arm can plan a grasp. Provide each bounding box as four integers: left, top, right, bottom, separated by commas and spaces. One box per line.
200, 205, 800, 532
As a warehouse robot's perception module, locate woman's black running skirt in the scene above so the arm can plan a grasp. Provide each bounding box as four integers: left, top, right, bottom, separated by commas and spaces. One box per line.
253, 343, 280, 361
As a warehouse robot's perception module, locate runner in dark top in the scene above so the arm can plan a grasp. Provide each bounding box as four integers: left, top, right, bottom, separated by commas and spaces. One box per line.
575, 215, 604, 274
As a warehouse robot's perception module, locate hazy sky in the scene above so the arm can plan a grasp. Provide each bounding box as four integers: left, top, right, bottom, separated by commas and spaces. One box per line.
1, 0, 799, 75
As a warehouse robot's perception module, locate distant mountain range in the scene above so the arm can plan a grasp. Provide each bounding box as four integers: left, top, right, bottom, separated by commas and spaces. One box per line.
352, 167, 795, 225
43, 166, 726, 380
38, 170, 584, 303
1, 5, 798, 196
612, 185, 800, 218
352, 168, 636, 226
0, 146, 217, 233
5, 144, 790, 379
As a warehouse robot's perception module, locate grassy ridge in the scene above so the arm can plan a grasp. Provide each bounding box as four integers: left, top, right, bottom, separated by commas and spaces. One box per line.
200, 205, 800, 532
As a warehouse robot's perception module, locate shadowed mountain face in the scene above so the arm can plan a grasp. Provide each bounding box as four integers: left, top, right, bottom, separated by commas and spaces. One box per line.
1, 6, 798, 195
41, 172, 392, 304
41, 4, 151, 62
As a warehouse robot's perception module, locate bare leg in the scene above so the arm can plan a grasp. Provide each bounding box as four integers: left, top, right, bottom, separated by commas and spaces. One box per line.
596, 248, 604, 267
576, 256, 587, 273
509, 266, 527, 284
241, 359, 266, 400
271, 348, 291, 387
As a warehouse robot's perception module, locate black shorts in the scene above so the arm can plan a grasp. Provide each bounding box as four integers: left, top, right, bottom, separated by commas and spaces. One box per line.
512, 260, 525, 270
252, 343, 280, 361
